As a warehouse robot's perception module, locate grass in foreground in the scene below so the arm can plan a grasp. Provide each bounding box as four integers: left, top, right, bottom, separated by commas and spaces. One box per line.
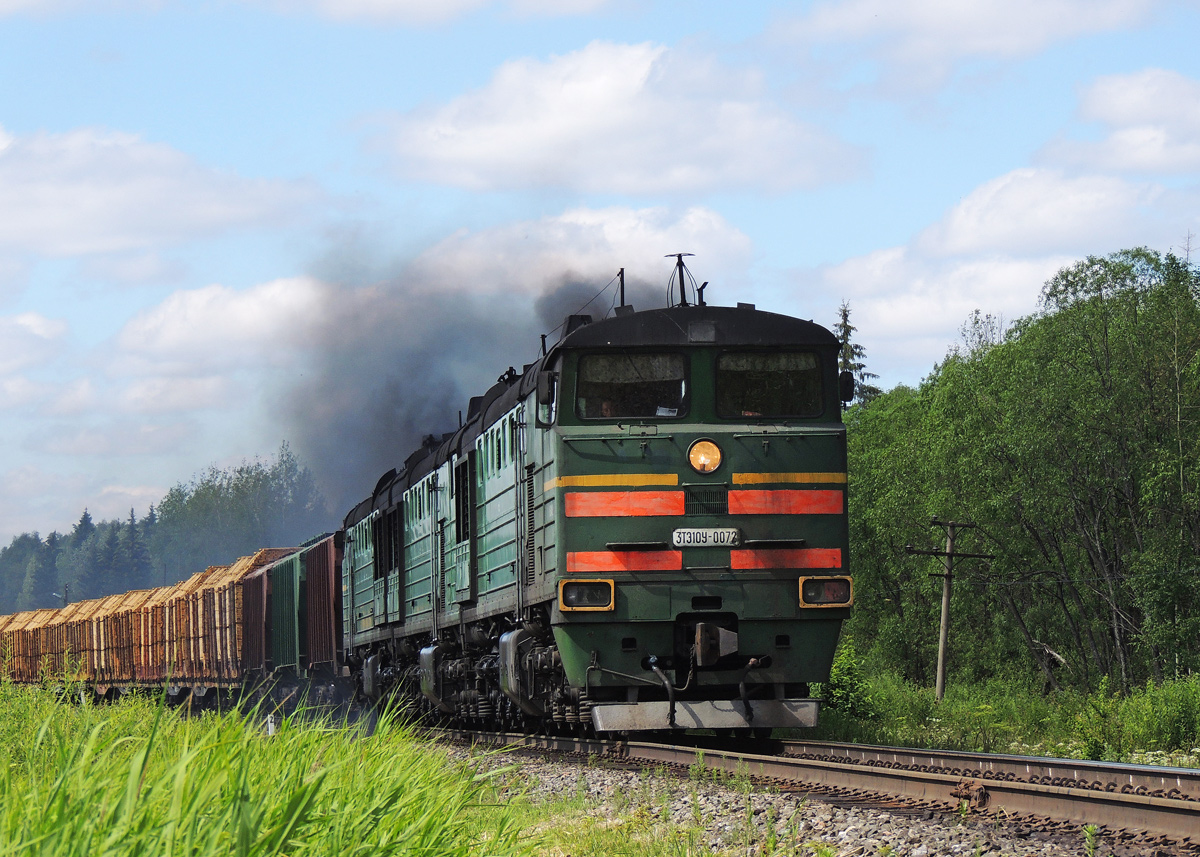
0, 680, 538, 857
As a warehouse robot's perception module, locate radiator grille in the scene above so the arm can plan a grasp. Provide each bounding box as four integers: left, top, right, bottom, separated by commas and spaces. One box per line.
685, 485, 728, 516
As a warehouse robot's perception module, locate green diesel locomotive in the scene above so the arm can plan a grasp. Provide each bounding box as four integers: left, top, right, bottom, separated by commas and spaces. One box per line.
342, 289, 853, 733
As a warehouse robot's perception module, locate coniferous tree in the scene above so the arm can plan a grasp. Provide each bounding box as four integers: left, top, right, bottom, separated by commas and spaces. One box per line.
69, 509, 95, 550
16, 533, 60, 611
55, 510, 100, 602
2, 447, 328, 611
834, 300, 882, 405
88, 522, 123, 599
0, 533, 45, 614
121, 508, 152, 590
141, 506, 161, 586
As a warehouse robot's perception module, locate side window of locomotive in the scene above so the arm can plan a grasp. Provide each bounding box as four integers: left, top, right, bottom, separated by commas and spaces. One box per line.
716, 351, 823, 418
576, 352, 687, 420
536, 372, 558, 426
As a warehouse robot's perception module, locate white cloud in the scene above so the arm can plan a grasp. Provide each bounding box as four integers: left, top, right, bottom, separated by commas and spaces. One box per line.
381, 40, 861, 193
0, 0, 80, 11
50, 0, 611, 23
830, 248, 1066, 333
45, 378, 99, 417
407, 205, 753, 293
92, 277, 331, 426
0, 312, 68, 375
1, 0, 608, 20
819, 247, 1075, 383
257, 0, 612, 23
917, 168, 1161, 257
117, 376, 231, 414
0, 376, 41, 409
0, 254, 29, 296
116, 276, 326, 374
92, 483, 169, 520
1080, 68, 1200, 130
0, 463, 166, 541
507, 0, 607, 14
813, 160, 1200, 385
0, 0, 161, 12
0, 125, 316, 259
1043, 69, 1200, 173
0, 465, 78, 538
783, 0, 1153, 87
31, 420, 195, 456
106, 205, 738, 426
261, 0, 488, 23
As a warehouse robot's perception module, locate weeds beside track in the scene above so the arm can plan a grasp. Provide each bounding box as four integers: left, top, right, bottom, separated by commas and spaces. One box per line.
0, 681, 537, 857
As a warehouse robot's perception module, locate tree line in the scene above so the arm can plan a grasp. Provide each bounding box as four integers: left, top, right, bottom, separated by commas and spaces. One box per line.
844, 248, 1200, 694
0, 444, 329, 615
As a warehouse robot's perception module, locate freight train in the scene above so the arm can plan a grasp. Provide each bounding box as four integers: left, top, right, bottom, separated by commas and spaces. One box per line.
0, 267, 854, 734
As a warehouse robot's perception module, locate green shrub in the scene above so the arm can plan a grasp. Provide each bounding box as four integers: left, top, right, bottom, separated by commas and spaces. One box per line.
1110, 675, 1200, 755
1074, 676, 1124, 760
807, 667, 1200, 766
813, 637, 878, 721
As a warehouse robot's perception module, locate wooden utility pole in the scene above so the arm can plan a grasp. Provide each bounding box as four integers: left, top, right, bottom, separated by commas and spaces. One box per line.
906, 519, 994, 702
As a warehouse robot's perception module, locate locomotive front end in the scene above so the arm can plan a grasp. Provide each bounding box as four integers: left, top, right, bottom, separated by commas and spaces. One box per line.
544, 303, 852, 732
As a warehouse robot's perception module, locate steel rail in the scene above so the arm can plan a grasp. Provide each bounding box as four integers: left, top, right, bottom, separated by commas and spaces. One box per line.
777, 739, 1200, 801
451, 730, 1200, 845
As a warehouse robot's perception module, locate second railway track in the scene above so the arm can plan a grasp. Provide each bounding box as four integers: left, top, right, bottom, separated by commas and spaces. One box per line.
449, 729, 1200, 852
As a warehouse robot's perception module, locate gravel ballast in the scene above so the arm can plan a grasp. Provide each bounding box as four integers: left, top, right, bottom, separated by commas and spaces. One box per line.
450, 745, 1171, 856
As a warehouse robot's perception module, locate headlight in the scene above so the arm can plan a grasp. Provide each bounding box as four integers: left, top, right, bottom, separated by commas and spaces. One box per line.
687, 439, 722, 474
800, 576, 853, 607
559, 580, 615, 611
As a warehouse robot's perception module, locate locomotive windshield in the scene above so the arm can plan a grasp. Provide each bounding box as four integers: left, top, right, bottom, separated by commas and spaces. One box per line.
576, 352, 687, 419
716, 351, 823, 418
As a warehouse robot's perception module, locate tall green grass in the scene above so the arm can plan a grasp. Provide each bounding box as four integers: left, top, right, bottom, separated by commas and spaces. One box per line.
0, 680, 537, 857
811, 669, 1200, 766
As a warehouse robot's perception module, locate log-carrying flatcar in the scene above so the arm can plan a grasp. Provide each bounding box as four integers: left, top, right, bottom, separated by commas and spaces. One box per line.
0, 537, 341, 704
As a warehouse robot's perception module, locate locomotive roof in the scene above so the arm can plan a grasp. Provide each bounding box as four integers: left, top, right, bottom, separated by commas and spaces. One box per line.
556, 304, 839, 352
344, 302, 837, 529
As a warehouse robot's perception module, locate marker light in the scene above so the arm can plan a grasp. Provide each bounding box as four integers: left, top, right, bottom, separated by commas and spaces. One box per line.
800, 576, 854, 607
559, 580, 615, 611
688, 439, 722, 474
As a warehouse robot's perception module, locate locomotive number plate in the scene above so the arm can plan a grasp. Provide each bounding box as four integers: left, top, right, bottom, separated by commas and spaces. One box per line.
671, 528, 741, 548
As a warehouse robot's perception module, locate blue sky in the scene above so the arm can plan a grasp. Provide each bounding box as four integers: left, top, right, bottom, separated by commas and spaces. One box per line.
1, 0, 1199, 541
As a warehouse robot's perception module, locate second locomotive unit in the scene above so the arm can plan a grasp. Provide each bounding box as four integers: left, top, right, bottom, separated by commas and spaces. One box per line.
342, 272, 854, 733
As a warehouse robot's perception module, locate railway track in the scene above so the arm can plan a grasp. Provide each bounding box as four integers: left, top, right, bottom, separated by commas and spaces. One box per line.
448, 729, 1200, 851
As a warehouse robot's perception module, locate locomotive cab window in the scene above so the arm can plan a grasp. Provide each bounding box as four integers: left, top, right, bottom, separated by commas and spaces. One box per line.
716, 351, 823, 418
576, 352, 687, 420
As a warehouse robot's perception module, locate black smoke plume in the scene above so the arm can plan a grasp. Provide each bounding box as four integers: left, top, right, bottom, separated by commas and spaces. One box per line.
277, 262, 659, 516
